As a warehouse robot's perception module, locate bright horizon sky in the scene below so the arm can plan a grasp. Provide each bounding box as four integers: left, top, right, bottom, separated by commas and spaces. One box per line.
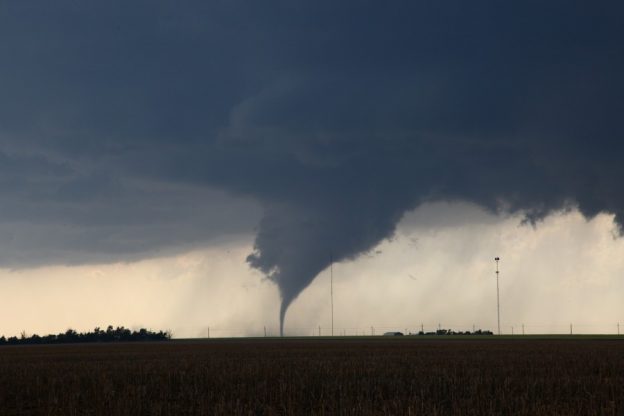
2, 202, 622, 338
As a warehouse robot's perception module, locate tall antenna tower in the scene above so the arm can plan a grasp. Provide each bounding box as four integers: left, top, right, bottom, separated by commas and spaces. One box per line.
330, 253, 334, 336
495, 257, 501, 335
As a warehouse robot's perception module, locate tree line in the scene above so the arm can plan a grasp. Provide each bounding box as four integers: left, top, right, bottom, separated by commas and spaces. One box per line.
0, 326, 171, 345
418, 329, 494, 336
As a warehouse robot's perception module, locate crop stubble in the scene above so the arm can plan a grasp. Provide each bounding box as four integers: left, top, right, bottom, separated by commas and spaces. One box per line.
0, 338, 622, 415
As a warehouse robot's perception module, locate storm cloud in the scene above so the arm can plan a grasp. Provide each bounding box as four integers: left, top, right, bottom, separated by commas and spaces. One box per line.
1, 1, 624, 332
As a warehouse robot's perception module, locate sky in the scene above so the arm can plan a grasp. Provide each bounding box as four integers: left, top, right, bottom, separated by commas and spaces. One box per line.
1, 2, 624, 337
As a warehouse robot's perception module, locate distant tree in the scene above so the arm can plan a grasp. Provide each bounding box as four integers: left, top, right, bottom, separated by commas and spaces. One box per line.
0, 326, 170, 346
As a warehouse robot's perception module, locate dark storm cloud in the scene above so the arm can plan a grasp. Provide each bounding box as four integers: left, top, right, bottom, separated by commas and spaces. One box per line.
2, 1, 624, 331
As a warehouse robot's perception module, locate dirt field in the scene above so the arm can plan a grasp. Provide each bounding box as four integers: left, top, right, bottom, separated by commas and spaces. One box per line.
0, 337, 623, 415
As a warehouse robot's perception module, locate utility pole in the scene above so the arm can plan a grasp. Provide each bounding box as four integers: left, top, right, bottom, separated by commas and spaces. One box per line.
495, 257, 501, 335
618, 322, 620, 336
570, 323, 573, 335
207, 326, 210, 338
522, 323, 525, 336
330, 253, 334, 337
421, 323, 424, 333
318, 326, 321, 336
264, 326, 266, 337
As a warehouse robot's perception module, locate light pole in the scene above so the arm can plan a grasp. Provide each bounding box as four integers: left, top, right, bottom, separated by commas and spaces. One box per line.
495, 257, 501, 335
330, 253, 334, 337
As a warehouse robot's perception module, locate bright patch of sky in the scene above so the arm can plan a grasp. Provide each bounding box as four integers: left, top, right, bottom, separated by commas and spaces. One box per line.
2, 204, 622, 338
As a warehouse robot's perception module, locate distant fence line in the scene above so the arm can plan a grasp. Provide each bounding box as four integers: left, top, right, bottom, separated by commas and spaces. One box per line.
170, 322, 624, 339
